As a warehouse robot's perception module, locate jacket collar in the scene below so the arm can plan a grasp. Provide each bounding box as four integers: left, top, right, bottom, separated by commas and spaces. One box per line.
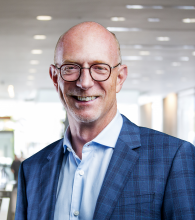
39, 139, 64, 220
118, 114, 141, 149
93, 114, 141, 219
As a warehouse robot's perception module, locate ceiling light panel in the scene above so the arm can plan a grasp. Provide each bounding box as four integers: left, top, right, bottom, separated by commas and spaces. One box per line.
183, 45, 195, 49
126, 5, 144, 9
30, 60, 39, 65
120, 45, 193, 50
157, 37, 170, 41
34, 35, 46, 40
172, 62, 181, 67
148, 18, 160, 22
134, 45, 143, 49
126, 5, 163, 9
175, 6, 195, 10
111, 17, 125, 21
36, 16, 52, 21
120, 45, 143, 49
31, 49, 42, 54
140, 51, 150, 56
107, 27, 141, 32
180, 57, 189, 61
183, 18, 195, 23
126, 5, 195, 10
122, 56, 143, 60
192, 51, 195, 56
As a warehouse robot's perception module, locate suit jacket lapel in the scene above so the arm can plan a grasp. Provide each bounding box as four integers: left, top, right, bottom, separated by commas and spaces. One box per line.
93, 115, 141, 220
39, 139, 64, 220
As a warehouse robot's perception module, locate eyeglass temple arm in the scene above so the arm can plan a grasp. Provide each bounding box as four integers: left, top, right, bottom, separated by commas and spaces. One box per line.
111, 63, 121, 69
54, 65, 60, 70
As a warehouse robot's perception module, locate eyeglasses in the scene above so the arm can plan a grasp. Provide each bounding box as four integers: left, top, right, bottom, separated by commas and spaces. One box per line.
55, 63, 121, 82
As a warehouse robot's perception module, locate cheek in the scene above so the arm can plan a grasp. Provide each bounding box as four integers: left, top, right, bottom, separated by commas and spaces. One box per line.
108, 76, 117, 94
58, 80, 69, 106
102, 79, 117, 101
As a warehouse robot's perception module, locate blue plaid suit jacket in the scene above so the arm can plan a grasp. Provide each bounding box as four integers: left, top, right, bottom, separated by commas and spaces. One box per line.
15, 115, 195, 220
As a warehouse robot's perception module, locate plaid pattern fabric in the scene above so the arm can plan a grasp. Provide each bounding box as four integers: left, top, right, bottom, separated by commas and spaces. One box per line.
15, 139, 64, 220
94, 115, 195, 219
15, 115, 195, 220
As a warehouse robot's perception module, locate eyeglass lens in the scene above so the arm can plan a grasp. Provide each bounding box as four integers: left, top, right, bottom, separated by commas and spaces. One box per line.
60, 64, 110, 81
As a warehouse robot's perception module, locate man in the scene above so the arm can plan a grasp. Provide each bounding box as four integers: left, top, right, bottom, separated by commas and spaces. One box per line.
11, 154, 21, 184
15, 22, 195, 220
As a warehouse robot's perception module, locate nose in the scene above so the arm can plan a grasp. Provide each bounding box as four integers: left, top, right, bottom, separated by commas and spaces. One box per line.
76, 68, 94, 90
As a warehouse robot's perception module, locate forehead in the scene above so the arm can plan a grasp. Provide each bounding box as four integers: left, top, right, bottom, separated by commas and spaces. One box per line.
55, 26, 119, 65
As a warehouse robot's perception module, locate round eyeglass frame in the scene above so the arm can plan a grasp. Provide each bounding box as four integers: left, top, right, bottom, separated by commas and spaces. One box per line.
55, 63, 121, 82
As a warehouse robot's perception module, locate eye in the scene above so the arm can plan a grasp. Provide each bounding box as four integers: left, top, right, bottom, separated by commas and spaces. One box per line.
66, 66, 78, 70
94, 66, 105, 70
62, 65, 79, 72
92, 64, 109, 73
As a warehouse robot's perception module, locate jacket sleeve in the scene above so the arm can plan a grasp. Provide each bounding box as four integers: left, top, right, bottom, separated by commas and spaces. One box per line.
15, 162, 27, 220
162, 141, 195, 219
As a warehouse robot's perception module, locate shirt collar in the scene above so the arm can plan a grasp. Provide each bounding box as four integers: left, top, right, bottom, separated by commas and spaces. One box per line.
92, 110, 123, 148
63, 126, 72, 153
63, 110, 123, 152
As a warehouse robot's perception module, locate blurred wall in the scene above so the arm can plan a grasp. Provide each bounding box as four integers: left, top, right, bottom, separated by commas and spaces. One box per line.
163, 93, 177, 137
140, 103, 152, 128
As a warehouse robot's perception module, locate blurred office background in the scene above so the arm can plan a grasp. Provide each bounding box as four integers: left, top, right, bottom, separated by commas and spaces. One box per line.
0, 0, 195, 218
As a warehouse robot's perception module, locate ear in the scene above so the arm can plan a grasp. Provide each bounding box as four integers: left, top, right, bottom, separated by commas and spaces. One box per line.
49, 65, 59, 92
116, 64, 128, 93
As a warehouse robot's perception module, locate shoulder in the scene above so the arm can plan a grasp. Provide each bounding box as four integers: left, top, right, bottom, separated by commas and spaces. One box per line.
121, 114, 194, 153
139, 126, 183, 146
22, 138, 63, 169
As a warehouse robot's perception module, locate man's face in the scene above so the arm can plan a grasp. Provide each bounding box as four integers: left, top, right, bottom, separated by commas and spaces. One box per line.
52, 27, 127, 124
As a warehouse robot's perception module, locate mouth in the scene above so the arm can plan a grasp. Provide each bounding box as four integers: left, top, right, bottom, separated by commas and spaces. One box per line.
72, 96, 98, 102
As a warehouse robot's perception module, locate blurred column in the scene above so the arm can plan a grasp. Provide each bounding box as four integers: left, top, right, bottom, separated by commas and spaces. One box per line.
152, 100, 163, 132
163, 93, 177, 137
140, 103, 152, 128
177, 88, 195, 144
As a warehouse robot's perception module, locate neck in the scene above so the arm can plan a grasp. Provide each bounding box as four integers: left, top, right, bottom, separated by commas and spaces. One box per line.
67, 107, 117, 159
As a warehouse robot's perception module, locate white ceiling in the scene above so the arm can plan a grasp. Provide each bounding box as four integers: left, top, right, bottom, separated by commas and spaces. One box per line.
0, 0, 195, 101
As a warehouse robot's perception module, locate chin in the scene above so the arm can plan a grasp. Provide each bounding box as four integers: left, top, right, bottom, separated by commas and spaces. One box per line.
69, 108, 101, 123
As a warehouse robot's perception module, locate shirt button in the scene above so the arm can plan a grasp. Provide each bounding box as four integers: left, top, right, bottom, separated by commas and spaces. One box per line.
79, 170, 84, 176
67, 147, 71, 152
73, 211, 79, 216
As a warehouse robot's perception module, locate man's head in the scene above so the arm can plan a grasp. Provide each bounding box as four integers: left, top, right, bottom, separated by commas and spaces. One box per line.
49, 22, 127, 124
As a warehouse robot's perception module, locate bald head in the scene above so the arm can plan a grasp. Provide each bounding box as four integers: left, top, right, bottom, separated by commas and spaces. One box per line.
54, 22, 121, 65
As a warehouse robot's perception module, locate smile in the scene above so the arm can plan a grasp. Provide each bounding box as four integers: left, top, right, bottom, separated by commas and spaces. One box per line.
76, 96, 97, 101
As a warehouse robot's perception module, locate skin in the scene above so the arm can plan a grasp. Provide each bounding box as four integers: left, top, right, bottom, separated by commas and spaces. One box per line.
49, 22, 127, 159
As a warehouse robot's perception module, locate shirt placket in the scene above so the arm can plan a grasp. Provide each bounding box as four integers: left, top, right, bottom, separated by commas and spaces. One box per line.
69, 146, 86, 219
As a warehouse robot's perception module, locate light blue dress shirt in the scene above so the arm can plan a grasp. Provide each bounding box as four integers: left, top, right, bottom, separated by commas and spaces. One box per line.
54, 111, 123, 220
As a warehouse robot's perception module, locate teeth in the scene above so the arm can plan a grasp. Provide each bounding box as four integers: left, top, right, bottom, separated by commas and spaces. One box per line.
77, 96, 96, 101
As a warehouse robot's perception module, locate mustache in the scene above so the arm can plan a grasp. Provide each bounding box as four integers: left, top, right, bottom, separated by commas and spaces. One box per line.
67, 89, 101, 97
